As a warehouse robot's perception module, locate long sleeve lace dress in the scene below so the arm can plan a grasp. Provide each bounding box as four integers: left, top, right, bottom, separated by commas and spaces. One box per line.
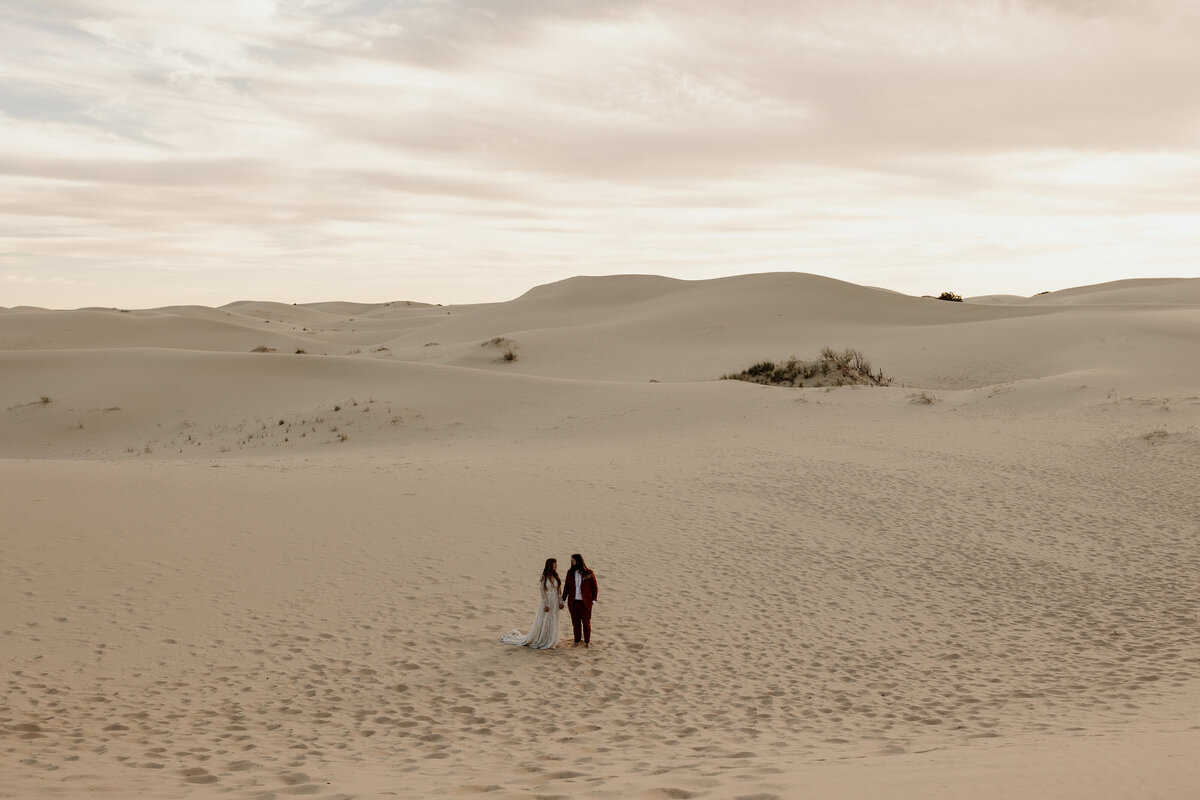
500, 578, 561, 649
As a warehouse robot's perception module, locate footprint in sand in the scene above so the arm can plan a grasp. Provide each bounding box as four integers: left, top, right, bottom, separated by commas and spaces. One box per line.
178, 766, 218, 784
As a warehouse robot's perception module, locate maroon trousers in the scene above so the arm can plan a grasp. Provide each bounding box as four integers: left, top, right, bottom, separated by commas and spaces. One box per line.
567, 598, 592, 644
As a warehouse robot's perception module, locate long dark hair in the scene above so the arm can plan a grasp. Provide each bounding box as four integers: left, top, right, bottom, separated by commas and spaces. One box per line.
568, 553, 590, 576
540, 557, 561, 588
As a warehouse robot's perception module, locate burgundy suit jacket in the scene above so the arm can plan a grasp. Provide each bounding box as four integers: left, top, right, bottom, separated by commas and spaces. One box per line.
562, 569, 598, 607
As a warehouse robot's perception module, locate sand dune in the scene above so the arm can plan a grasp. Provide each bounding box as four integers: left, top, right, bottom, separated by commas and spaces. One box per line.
1024, 277, 1200, 306
3, 273, 1199, 798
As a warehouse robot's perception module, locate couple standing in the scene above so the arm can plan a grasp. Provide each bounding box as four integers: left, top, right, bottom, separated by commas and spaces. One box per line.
500, 554, 598, 650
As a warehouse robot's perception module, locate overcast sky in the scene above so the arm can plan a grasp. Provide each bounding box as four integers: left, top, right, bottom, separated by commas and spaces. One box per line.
2, 0, 1198, 308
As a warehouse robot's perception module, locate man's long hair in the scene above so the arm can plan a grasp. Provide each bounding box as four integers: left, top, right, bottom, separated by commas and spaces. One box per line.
569, 553, 590, 575
540, 557, 561, 588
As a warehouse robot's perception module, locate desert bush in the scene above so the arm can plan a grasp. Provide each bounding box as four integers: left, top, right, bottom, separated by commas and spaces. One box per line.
742, 361, 777, 379
937, 291, 963, 302
482, 336, 519, 362
251, 345, 275, 353
723, 349, 891, 388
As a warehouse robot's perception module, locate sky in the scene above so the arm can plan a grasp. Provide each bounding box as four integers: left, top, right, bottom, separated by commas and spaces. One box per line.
2, 0, 1198, 308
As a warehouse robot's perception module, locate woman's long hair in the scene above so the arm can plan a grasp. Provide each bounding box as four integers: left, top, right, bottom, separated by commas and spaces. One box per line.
541, 557, 561, 588
569, 553, 589, 575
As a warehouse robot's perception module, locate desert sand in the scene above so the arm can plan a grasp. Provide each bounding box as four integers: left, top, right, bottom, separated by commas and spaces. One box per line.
2, 273, 1199, 799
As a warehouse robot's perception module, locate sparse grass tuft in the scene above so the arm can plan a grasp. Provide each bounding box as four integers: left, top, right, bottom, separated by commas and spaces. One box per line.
251, 345, 276, 353
8, 395, 58, 410
909, 391, 941, 405
482, 336, 519, 362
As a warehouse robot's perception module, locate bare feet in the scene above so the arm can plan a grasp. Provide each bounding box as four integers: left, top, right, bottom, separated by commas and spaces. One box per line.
584, 642, 590, 649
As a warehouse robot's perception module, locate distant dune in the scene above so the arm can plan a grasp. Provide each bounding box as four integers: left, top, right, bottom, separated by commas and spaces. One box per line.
3, 273, 1197, 389
3, 273, 1199, 799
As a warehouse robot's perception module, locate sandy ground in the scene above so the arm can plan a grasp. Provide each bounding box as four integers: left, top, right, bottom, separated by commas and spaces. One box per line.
3, 273, 1199, 798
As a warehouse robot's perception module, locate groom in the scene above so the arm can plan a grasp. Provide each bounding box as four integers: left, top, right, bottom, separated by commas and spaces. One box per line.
562, 553, 598, 648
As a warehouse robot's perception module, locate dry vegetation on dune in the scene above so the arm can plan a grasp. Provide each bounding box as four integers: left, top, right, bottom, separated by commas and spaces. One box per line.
722, 347, 892, 388
481, 336, 518, 362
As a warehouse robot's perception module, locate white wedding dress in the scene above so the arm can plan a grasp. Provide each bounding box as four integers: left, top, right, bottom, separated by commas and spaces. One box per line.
500, 578, 561, 649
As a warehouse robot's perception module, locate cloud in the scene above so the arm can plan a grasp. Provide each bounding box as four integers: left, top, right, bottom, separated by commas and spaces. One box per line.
256, 0, 1200, 182
1, 0, 1198, 307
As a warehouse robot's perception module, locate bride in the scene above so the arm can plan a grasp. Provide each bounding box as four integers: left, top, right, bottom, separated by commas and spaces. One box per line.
500, 558, 564, 650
